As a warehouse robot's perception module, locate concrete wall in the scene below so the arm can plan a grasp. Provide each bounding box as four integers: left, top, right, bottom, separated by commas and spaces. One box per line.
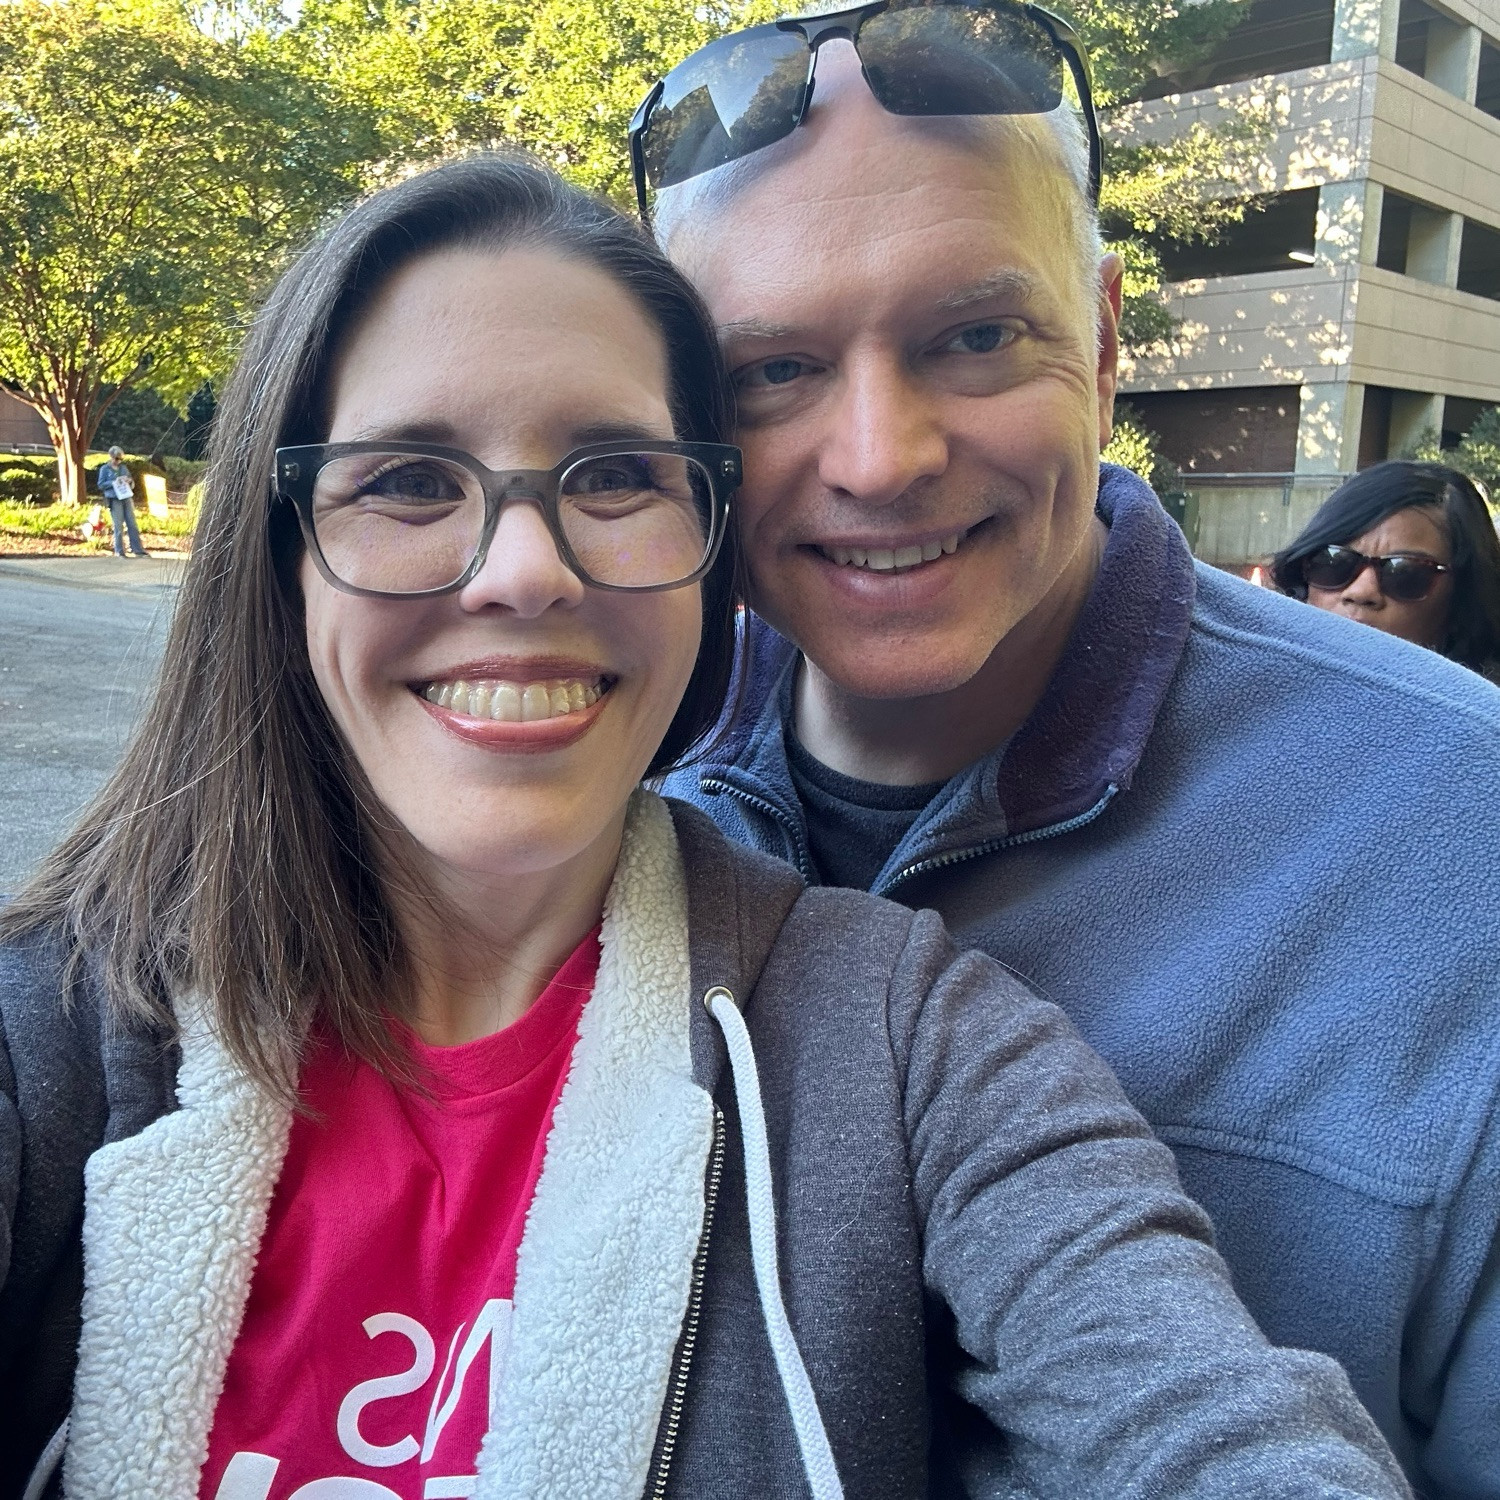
1352, 263, 1500, 397
1110, 58, 1375, 197
1371, 57, 1500, 228
1188, 476, 1346, 567
1120, 265, 1356, 391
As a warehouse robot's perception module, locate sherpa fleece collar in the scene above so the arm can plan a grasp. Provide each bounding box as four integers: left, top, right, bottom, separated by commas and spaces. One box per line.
62, 788, 713, 1500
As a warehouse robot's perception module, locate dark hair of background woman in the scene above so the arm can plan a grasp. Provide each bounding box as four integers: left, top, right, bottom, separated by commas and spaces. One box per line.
0, 154, 742, 1095
1270, 460, 1500, 675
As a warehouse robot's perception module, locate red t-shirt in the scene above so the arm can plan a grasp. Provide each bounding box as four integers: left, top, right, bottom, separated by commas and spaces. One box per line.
199, 932, 599, 1500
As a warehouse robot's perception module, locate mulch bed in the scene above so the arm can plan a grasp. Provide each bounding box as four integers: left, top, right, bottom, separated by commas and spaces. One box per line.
0, 529, 191, 556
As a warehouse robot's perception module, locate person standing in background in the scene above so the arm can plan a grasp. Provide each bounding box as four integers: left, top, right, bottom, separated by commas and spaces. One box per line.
96, 445, 148, 558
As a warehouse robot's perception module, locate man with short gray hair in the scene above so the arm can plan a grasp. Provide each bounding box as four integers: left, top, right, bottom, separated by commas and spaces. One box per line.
646, 7, 1500, 1495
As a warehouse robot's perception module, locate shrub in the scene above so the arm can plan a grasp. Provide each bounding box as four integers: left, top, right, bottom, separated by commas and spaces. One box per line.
0, 458, 56, 507
1399, 412, 1500, 506
1104, 402, 1184, 498
0, 499, 90, 538
161, 455, 207, 494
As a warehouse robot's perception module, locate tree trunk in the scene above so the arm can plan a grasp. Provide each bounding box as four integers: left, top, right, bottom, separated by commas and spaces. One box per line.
54, 425, 89, 511
28, 381, 97, 509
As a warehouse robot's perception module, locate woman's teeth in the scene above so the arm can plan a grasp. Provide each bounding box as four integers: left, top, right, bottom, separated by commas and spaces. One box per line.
823, 530, 965, 572
421, 678, 604, 721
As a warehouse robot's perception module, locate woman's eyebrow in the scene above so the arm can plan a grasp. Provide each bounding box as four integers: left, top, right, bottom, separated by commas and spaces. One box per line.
568, 419, 675, 447
347, 418, 459, 445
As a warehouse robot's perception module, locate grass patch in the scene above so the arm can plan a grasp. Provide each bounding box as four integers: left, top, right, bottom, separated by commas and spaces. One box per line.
0, 497, 196, 554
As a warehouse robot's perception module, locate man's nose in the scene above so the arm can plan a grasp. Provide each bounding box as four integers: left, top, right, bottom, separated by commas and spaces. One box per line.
816, 353, 949, 506
456, 496, 585, 617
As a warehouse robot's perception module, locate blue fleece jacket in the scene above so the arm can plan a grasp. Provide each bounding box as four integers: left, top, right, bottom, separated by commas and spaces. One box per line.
661, 464, 1500, 1500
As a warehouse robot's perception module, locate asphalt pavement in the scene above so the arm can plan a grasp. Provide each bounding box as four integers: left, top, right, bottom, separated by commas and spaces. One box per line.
0, 556, 182, 892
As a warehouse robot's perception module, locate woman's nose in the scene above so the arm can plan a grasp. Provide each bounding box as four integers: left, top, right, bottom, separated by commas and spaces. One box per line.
456, 498, 586, 617
1340, 560, 1384, 606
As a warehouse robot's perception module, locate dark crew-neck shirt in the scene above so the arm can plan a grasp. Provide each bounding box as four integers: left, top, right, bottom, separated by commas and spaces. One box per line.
785, 731, 945, 891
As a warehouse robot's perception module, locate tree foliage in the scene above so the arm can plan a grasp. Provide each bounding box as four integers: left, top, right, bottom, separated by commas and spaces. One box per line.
1103, 400, 1182, 496
0, 0, 1273, 505
1405, 409, 1500, 502
1059, 0, 1274, 348
1060, 0, 1248, 108
0, 0, 375, 503
290, 0, 778, 200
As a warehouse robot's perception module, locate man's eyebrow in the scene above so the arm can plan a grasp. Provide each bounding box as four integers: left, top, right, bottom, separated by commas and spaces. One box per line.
933, 269, 1040, 312
716, 318, 801, 342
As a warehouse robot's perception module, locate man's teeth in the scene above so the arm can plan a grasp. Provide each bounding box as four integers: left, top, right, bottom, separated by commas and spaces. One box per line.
824, 531, 965, 572
421, 678, 604, 721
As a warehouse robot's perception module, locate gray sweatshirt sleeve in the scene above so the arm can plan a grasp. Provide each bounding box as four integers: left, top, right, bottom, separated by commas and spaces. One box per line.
887, 909, 1412, 1500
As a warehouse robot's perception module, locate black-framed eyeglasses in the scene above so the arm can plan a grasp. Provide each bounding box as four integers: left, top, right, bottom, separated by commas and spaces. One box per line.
1300, 544, 1452, 603
628, 0, 1101, 223
274, 440, 742, 599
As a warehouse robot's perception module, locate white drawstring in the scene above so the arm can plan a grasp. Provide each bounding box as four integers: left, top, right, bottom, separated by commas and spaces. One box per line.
22, 1418, 68, 1500
705, 986, 845, 1500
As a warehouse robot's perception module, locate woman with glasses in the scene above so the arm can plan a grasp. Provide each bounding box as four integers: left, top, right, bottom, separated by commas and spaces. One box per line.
1271, 460, 1500, 680
0, 155, 1410, 1500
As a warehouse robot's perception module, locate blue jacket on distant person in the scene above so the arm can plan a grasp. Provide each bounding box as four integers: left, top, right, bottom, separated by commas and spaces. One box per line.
662, 464, 1500, 1500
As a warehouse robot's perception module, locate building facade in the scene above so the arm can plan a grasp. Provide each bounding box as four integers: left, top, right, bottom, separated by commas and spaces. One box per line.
0, 392, 50, 451
1115, 0, 1500, 564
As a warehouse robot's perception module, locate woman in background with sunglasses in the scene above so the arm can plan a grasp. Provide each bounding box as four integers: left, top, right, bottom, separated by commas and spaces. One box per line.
1272, 460, 1500, 680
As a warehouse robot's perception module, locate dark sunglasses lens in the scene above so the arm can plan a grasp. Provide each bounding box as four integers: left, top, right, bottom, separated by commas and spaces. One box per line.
858, 1, 1064, 116
645, 25, 808, 190
1379, 556, 1443, 601
1301, 546, 1362, 591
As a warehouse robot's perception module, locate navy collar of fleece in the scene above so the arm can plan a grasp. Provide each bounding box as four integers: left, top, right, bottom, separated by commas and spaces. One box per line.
706, 464, 1197, 840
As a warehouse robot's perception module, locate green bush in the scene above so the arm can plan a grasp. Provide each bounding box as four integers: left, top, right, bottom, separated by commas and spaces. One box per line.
1104, 402, 1183, 498
0, 458, 56, 507
1400, 409, 1500, 502
160, 455, 207, 493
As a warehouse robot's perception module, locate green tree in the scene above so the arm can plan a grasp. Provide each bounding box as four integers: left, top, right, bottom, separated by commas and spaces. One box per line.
0, 0, 376, 506
1405, 409, 1500, 501
94, 385, 187, 458
292, 0, 776, 199
1103, 400, 1181, 495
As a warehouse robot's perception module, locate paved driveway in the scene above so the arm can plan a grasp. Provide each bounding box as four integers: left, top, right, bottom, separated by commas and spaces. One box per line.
0, 557, 181, 892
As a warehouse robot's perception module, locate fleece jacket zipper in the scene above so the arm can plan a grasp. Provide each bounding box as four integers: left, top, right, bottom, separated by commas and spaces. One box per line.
700, 774, 1119, 897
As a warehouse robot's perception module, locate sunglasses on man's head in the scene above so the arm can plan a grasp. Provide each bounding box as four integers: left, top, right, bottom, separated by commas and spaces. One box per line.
628, 0, 1101, 223
1300, 545, 1452, 603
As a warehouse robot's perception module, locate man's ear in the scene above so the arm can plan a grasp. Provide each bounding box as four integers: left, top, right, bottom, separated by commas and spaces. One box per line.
1096, 252, 1125, 450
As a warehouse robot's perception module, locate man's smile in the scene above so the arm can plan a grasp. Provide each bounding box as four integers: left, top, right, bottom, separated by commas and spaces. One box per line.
810, 521, 985, 575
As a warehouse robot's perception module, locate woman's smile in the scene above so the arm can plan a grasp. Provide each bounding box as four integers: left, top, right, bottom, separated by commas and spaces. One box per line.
414, 663, 616, 752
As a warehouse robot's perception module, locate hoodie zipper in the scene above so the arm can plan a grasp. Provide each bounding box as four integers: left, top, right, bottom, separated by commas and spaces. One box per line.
878, 786, 1119, 896
701, 778, 815, 880
644, 1103, 726, 1500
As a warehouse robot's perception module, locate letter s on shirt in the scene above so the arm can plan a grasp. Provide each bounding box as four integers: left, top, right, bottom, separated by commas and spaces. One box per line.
335, 1313, 438, 1467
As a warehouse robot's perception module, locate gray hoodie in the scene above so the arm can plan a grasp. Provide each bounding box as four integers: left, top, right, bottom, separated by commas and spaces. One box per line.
1, 795, 1408, 1499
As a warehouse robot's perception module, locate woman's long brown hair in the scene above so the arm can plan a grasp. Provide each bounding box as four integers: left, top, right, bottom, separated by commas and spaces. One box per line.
0, 154, 739, 1098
